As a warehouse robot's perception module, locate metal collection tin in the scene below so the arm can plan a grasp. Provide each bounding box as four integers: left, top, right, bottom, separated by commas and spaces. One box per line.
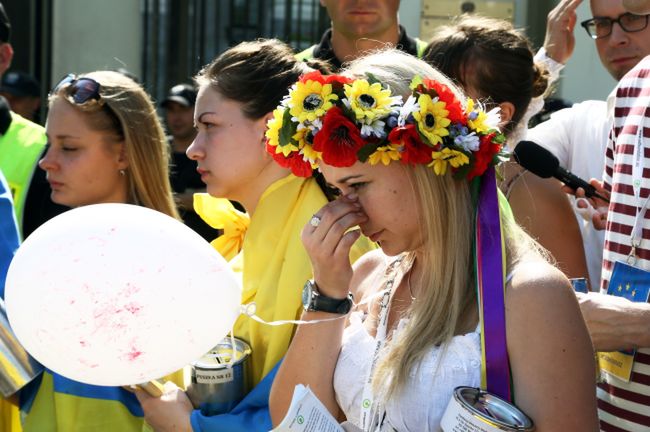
440, 387, 535, 432
186, 336, 252, 416
0, 299, 43, 397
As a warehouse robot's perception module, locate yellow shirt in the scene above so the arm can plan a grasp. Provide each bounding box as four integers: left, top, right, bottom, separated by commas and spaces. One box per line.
194, 175, 375, 389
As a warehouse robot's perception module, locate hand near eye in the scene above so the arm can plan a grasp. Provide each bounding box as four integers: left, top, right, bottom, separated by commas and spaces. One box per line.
302, 193, 368, 299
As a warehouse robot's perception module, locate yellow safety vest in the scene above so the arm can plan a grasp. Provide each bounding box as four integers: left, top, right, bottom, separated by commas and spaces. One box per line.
0, 112, 47, 234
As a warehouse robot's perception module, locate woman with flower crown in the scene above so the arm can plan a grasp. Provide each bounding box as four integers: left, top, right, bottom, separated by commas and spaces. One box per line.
267, 50, 598, 431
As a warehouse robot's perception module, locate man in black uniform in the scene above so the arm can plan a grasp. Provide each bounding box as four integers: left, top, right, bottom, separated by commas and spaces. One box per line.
162, 83, 219, 241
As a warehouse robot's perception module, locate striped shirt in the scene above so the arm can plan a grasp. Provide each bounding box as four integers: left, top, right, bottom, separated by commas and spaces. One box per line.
599, 56, 650, 432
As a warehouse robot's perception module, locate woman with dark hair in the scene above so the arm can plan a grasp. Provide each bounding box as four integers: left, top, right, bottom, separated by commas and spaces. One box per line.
136, 39, 374, 432
424, 15, 591, 285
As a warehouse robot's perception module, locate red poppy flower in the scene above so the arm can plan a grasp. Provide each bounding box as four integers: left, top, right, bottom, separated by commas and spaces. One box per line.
299, 71, 352, 86
388, 124, 432, 165
313, 107, 365, 167
265, 140, 313, 177
466, 132, 501, 180
423, 78, 465, 124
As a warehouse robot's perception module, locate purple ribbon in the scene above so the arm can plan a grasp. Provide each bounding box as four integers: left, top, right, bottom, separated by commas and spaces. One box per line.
477, 166, 511, 401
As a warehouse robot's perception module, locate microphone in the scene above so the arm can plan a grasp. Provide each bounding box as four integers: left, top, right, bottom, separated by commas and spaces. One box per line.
513, 140, 609, 203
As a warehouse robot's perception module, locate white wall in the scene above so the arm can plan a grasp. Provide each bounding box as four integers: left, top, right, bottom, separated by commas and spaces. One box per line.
399, 0, 422, 38
556, 1, 616, 103
51, 0, 142, 87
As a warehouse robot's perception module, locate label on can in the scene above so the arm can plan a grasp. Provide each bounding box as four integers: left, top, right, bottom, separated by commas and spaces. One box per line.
194, 368, 234, 384
440, 387, 534, 432
441, 395, 505, 432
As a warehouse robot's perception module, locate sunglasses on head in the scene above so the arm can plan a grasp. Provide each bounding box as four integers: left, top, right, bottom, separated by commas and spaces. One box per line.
51, 73, 103, 105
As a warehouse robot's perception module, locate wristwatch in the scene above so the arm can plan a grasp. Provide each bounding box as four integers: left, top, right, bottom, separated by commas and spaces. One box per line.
302, 279, 353, 314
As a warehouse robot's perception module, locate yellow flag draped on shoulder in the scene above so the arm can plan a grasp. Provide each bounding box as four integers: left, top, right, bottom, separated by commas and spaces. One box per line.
194, 175, 374, 389
193, 195, 249, 261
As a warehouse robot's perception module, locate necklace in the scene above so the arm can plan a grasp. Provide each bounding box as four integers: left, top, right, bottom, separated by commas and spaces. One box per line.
407, 266, 416, 301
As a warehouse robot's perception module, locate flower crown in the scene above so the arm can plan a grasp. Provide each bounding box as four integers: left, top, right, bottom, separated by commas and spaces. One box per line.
265, 71, 507, 180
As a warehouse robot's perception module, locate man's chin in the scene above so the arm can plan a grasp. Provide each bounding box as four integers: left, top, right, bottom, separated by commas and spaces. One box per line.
608, 58, 640, 80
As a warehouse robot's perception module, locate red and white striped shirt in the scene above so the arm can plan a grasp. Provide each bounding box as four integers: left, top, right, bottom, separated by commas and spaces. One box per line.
599, 56, 650, 432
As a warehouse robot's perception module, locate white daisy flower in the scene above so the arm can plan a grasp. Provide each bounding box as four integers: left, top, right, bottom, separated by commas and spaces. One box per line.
485, 106, 502, 130
398, 95, 419, 127
360, 119, 386, 139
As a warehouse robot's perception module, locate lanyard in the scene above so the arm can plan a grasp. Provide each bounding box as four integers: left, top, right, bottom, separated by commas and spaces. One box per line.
359, 257, 405, 432
629, 115, 649, 264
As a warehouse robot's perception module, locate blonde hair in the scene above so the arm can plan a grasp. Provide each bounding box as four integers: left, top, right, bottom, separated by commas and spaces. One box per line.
49, 71, 179, 219
342, 50, 545, 395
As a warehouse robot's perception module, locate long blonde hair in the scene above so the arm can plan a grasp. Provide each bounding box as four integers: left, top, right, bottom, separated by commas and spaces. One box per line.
49, 71, 179, 218
342, 50, 545, 395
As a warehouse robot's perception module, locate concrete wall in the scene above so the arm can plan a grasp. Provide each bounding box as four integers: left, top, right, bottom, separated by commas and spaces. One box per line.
399, 0, 423, 37
51, 0, 142, 87
49, 1, 612, 105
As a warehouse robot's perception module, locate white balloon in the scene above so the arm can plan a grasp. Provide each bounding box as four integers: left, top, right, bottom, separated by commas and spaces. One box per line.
5, 203, 241, 387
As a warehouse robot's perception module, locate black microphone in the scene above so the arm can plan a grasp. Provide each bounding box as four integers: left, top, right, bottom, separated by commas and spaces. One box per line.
513, 140, 609, 203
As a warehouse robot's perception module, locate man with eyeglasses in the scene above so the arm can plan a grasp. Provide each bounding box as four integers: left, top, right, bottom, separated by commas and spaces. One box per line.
527, 0, 650, 292
532, 1, 650, 431
579, 1, 650, 431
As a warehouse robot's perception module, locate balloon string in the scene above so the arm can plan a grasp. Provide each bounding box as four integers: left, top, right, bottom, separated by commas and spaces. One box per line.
239, 288, 388, 327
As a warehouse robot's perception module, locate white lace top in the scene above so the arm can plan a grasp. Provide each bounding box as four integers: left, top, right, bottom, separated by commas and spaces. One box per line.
333, 312, 482, 431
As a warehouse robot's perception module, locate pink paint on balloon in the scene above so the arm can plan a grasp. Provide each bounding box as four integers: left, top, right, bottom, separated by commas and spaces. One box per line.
78, 358, 99, 369
124, 346, 143, 362
124, 303, 142, 314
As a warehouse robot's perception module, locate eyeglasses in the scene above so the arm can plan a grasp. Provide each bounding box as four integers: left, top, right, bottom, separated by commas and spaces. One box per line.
580, 12, 649, 39
51, 74, 103, 105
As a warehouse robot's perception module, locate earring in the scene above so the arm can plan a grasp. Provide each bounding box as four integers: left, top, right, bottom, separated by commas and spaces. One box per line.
119, 169, 126, 176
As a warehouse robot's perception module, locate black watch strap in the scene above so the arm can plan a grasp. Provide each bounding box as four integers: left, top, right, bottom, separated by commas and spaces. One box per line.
303, 280, 353, 314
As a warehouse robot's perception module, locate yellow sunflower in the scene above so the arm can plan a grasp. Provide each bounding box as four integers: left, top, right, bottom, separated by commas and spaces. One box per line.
289, 80, 338, 123
465, 99, 490, 133
428, 148, 469, 175
274, 141, 300, 157
344, 79, 395, 122
265, 108, 285, 148
368, 144, 401, 166
413, 94, 451, 145
292, 128, 321, 163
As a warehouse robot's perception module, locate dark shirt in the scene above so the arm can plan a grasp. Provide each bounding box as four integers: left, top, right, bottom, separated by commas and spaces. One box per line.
169, 139, 220, 242
310, 25, 421, 70
23, 162, 69, 238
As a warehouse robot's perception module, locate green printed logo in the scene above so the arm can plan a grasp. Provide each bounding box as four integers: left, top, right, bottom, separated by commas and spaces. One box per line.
362, 399, 371, 408
296, 415, 304, 425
